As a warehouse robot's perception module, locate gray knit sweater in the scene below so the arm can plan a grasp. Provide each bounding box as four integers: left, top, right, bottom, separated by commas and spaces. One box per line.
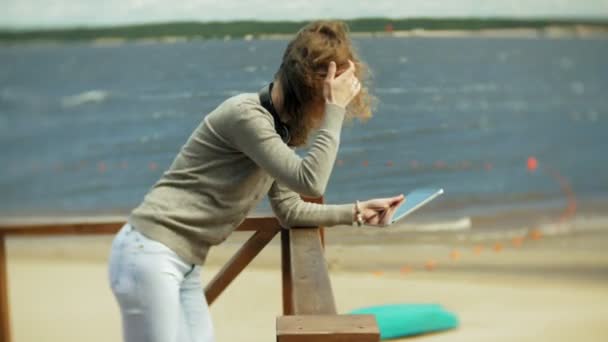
128, 93, 354, 265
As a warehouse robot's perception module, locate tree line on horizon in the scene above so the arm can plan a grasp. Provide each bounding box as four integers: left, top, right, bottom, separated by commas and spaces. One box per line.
1, 17, 607, 42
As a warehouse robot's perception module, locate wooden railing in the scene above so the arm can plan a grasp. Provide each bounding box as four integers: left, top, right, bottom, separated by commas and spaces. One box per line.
0, 197, 379, 342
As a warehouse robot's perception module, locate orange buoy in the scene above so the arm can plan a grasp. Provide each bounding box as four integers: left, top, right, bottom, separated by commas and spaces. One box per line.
449, 250, 461, 260
434, 160, 446, 169
493, 243, 503, 252
512, 236, 524, 247
424, 259, 437, 271
529, 229, 543, 240
527, 157, 538, 172
400, 266, 413, 275
473, 245, 484, 255
372, 271, 384, 277
97, 162, 107, 173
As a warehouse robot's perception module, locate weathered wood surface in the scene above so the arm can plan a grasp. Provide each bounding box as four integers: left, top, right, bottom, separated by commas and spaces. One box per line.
281, 229, 294, 315
277, 314, 380, 342
289, 228, 337, 315
0, 234, 11, 342
0, 215, 280, 235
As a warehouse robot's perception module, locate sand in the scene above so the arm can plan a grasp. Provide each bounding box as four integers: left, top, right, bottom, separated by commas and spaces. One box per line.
4, 224, 608, 342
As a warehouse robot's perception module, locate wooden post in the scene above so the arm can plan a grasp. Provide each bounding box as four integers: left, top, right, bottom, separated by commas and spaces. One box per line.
319, 228, 325, 250
277, 218, 382, 341
281, 229, 293, 315
0, 234, 11, 342
289, 228, 337, 315
298, 196, 326, 249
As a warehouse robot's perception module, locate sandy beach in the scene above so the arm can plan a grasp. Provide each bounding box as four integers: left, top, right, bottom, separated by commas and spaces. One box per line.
5, 217, 608, 342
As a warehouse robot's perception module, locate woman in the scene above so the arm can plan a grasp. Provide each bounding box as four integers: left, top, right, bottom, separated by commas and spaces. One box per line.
108, 20, 405, 342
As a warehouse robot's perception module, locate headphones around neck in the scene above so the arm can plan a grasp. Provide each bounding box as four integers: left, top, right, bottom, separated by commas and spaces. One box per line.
258, 82, 291, 145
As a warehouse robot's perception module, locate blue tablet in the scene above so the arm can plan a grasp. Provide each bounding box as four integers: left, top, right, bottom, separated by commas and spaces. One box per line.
390, 188, 444, 224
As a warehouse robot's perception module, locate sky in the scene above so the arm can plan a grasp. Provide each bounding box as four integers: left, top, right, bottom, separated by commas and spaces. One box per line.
2, 0, 608, 29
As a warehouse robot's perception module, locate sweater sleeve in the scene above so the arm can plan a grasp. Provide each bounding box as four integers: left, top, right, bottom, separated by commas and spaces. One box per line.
268, 180, 354, 228
227, 102, 346, 197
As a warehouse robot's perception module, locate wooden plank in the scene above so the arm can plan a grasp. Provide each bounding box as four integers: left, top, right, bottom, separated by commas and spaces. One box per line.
300, 196, 323, 204
0, 216, 124, 235
0, 223, 122, 236
281, 229, 293, 315
205, 227, 278, 305
0, 234, 11, 342
277, 315, 380, 342
0, 215, 280, 235
235, 216, 281, 232
298, 195, 326, 249
319, 228, 326, 249
289, 228, 337, 315
0, 215, 126, 228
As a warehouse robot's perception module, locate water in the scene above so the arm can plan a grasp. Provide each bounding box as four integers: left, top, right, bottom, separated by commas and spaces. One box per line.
1, 37, 607, 222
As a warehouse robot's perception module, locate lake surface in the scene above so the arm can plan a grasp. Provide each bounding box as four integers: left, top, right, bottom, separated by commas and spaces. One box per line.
1, 36, 607, 225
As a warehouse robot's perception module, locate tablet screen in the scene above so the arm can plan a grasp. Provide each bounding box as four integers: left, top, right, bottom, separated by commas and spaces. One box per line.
390, 188, 444, 224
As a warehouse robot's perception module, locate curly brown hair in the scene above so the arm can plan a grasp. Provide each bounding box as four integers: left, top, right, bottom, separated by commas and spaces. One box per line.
274, 20, 373, 147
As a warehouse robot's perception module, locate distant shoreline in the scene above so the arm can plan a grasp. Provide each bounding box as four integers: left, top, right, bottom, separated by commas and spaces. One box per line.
1, 18, 608, 44
3, 26, 608, 47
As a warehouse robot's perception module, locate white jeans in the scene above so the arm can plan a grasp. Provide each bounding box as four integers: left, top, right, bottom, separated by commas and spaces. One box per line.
108, 223, 215, 342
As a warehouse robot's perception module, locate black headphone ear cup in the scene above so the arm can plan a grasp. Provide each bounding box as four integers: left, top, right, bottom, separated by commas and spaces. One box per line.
280, 125, 291, 144
259, 83, 290, 145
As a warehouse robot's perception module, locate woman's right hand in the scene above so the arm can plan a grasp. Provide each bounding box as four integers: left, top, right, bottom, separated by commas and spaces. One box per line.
323, 60, 361, 108
356, 194, 406, 227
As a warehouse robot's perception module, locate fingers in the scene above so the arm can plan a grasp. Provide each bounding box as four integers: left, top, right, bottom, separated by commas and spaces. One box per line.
380, 194, 404, 208
336, 59, 356, 79
322, 59, 360, 107
352, 79, 361, 95
375, 204, 396, 226
361, 209, 377, 224
325, 61, 337, 81
365, 211, 380, 225
358, 194, 406, 227
346, 59, 355, 74
364, 194, 404, 209
385, 204, 400, 224
390, 194, 405, 206
366, 202, 390, 210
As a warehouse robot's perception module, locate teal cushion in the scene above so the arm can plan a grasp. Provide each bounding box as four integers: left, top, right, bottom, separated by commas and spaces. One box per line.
349, 304, 459, 340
